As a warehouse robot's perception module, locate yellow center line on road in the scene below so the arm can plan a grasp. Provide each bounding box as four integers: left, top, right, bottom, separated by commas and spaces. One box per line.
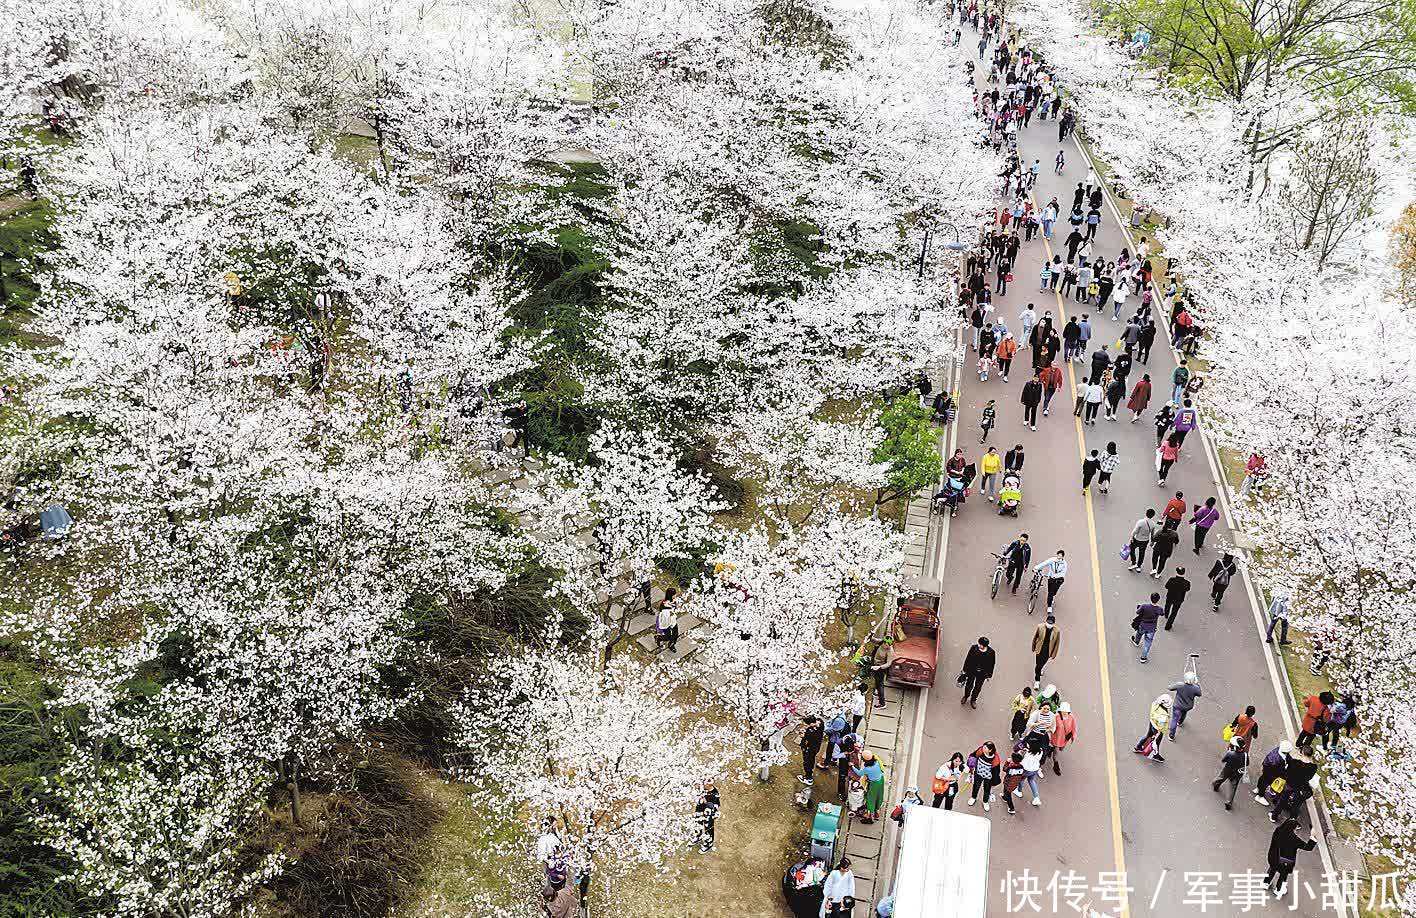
1030, 222, 1132, 918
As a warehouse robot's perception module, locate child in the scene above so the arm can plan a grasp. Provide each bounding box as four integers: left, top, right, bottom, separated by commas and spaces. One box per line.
848, 779, 866, 818
980, 399, 997, 442
1002, 752, 1026, 815
1010, 686, 1035, 739
977, 354, 991, 383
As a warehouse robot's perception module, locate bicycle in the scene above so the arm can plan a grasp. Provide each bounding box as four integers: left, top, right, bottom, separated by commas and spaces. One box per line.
1026, 569, 1045, 616
989, 552, 1008, 600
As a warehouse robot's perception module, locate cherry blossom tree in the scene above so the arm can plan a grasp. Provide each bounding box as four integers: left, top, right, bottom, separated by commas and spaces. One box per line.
450, 650, 737, 887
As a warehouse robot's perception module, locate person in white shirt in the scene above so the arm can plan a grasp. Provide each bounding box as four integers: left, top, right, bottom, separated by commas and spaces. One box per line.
821, 858, 857, 917
848, 688, 867, 731
1034, 551, 1068, 611
1018, 303, 1037, 345
535, 818, 562, 880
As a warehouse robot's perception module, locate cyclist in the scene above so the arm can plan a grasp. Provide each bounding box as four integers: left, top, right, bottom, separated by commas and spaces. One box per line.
1033, 550, 1068, 613
1000, 533, 1031, 594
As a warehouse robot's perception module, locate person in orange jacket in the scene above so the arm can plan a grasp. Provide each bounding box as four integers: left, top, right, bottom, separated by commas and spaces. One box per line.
1049, 701, 1077, 775
995, 334, 1018, 381
1297, 692, 1334, 750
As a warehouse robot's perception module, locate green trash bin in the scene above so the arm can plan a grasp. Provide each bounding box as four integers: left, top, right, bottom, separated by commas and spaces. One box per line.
809, 802, 841, 863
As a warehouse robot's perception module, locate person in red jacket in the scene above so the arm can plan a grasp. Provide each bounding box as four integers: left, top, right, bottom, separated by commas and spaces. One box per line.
1162, 491, 1186, 530
1039, 363, 1065, 416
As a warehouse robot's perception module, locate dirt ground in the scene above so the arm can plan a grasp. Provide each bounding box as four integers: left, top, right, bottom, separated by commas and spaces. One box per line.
616, 766, 808, 918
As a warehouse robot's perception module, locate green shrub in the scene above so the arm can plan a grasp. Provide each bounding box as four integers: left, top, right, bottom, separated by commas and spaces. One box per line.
871, 395, 941, 506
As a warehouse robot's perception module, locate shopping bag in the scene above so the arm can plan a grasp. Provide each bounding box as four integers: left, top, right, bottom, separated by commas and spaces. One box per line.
1154, 448, 1163, 472
1119, 543, 1131, 561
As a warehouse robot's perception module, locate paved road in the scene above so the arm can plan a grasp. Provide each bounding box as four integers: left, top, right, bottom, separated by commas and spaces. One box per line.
907, 44, 1331, 917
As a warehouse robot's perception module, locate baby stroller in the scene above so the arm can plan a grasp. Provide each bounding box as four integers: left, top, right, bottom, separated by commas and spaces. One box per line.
997, 472, 1022, 516
933, 475, 968, 517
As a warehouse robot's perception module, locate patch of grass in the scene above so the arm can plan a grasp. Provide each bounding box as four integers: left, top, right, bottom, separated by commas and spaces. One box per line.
397, 774, 535, 918
0, 195, 55, 349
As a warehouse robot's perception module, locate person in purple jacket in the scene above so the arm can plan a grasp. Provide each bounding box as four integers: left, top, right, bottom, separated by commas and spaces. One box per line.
1171, 399, 1199, 448
1190, 496, 1221, 554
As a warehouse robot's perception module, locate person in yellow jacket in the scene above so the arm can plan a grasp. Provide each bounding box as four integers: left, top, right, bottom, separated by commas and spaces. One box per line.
979, 446, 1003, 502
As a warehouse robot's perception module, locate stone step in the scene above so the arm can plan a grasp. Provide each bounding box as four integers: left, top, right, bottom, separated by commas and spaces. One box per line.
662, 637, 699, 661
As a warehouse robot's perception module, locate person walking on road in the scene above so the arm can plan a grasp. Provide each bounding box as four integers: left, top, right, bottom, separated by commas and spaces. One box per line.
1189, 497, 1220, 553
1088, 347, 1110, 385
1149, 523, 1179, 578
931, 752, 967, 809
959, 637, 996, 709
1129, 592, 1164, 663
1153, 403, 1175, 447
1076, 314, 1092, 362
1081, 449, 1100, 494
1264, 818, 1316, 899
1104, 374, 1126, 420
1213, 736, 1248, 810
1127, 509, 1160, 571
1156, 434, 1180, 486
1162, 491, 1186, 531
1209, 552, 1238, 611
1171, 361, 1191, 405
967, 742, 1003, 811
1097, 441, 1119, 493
1082, 380, 1104, 424
996, 333, 1017, 381
980, 446, 1002, 501
1002, 533, 1031, 593
1162, 567, 1191, 630
979, 399, 996, 443
1172, 398, 1199, 448
1039, 363, 1064, 416
1134, 694, 1172, 762
1031, 615, 1060, 687
1009, 686, 1035, 740
1020, 374, 1042, 429
1033, 550, 1068, 613
1062, 316, 1081, 361
1231, 704, 1260, 748
1167, 671, 1203, 737
1137, 318, 1157, 363
1127, 373, 1151, 421
1254, 741, 1292, 804
1049, 702, 1077, 775
1005, 442, 1025, 475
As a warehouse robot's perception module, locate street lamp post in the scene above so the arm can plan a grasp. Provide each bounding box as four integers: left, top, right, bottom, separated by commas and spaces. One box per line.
918, 221, 968, 279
